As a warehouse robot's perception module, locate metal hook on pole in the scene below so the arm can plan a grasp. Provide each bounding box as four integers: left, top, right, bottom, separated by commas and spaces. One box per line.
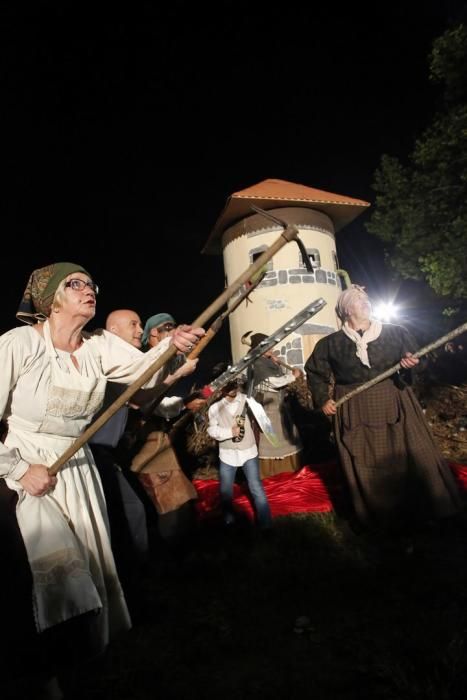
250, 205, 314, 272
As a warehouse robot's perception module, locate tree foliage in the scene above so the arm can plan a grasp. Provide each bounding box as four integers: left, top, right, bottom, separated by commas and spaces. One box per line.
366, 24, 467, 302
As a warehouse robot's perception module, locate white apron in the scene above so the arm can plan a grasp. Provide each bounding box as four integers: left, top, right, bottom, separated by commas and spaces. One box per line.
9, 321, 131, 644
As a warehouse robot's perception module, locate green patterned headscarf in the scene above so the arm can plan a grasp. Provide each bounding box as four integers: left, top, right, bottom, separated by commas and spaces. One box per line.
16, 262, 90, 324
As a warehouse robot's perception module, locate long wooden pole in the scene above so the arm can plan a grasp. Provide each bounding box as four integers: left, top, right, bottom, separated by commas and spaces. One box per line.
334, 321, 467, 409
267, 355, 295, 372
48, 223, 300, 475
138, 266, 268, 419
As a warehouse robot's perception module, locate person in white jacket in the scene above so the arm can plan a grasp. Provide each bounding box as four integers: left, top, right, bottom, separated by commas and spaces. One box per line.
207, 380, 272, 530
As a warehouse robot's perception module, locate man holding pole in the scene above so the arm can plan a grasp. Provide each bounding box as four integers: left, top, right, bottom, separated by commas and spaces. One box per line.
305, 285, 462, 535
89, 309, 199, 599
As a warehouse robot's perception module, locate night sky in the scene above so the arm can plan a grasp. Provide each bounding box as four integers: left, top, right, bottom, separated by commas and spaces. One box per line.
2, 1, 466, 371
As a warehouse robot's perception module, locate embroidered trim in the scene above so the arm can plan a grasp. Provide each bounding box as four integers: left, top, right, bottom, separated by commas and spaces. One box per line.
31, 548, 90, 587
45, 386, 104, 419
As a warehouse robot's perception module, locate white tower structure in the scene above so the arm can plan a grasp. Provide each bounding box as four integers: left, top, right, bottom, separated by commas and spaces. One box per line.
203, 179, 369, 366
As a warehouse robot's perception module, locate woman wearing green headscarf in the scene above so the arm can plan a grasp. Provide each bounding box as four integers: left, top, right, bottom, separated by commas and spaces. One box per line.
0, 262, 204, 691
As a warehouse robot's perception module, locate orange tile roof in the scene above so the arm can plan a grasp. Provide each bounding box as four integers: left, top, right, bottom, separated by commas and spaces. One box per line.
203, 178, 370, 254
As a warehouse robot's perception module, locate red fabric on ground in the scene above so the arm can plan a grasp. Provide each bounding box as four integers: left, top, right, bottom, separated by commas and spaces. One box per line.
194, 461, 467, 522
450, 461, 467, 491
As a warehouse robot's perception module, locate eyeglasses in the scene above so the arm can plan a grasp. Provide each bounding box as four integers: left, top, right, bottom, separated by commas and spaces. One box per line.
65, 279, 99, 294
149, 323, 176, 340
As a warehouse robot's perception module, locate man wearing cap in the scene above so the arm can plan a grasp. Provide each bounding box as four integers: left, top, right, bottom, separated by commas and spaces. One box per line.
142, 312, 177, 349
131, 312, 206, 552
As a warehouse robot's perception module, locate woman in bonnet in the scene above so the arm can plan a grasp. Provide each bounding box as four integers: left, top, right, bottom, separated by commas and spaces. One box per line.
305, 284, 460, 534
0, 262, 203, 694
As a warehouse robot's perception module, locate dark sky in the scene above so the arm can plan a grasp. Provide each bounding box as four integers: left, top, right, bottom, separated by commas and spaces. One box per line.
2, 1, 466, 364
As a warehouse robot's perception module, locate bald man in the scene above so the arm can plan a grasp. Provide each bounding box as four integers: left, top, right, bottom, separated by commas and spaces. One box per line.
91, 310, 200, 586
88, 310, 151, 615
90, 310, 193, 602
106, 309, 144, 349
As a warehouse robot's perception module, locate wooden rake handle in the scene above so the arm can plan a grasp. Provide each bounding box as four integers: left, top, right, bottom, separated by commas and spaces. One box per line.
48, 223, 300, 475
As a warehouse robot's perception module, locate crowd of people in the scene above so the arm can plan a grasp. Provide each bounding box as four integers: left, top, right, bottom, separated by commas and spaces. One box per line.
1, 264, 464, 699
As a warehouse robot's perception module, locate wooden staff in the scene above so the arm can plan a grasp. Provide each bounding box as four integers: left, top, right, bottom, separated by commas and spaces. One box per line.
184, 265, 267, 360
334, 320, 467, 409
266, 355, 295, 372
138, 265, 268, 419
48, 222, 301, 475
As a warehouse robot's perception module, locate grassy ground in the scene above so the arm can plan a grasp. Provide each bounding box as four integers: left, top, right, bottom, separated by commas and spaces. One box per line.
56, 510, 467, 700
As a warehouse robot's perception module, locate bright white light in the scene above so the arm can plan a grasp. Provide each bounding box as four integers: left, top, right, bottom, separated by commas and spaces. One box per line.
373, 301, 398, 322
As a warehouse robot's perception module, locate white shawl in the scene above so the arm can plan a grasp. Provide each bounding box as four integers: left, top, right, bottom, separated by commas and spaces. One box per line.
342, 320, 382, 368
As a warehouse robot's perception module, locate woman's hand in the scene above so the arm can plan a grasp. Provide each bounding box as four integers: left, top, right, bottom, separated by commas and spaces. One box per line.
171, 325, 205, 354
400, 352, 419, 369
322, 399, 337, 416
19, 464, 57, 497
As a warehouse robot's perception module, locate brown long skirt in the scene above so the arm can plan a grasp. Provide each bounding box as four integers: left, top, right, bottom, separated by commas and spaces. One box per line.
334, 379, 461, 529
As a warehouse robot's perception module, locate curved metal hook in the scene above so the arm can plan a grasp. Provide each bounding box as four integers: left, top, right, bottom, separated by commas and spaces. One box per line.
241, 330, 253, 346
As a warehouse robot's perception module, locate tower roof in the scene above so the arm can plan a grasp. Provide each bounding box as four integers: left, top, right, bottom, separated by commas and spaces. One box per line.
203, 178, 370, 254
